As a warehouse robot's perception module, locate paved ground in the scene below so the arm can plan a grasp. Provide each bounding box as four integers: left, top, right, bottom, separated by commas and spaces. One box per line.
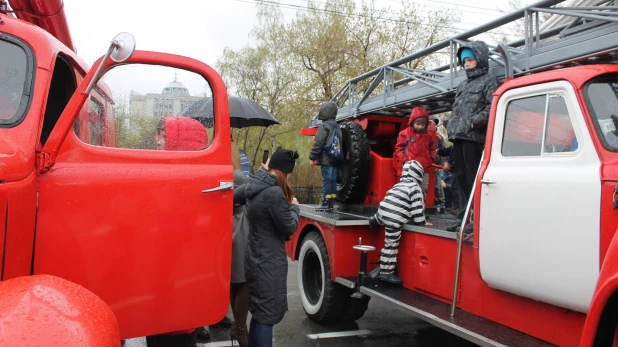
125, 260, 477, 347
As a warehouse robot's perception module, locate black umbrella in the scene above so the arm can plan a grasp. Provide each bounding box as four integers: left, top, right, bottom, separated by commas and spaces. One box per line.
180, 96, 280, 128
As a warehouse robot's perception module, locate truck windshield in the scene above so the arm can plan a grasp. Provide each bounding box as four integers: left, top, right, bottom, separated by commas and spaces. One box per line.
585, 74, 618, 151
0, 38, 30, 127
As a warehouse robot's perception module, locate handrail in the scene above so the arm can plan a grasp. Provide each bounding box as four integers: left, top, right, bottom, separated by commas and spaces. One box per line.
450, 152, 484, 317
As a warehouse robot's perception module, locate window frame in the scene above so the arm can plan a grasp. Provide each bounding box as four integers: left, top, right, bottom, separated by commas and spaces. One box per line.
582, 73, 618, 153
500, 86, 581, 159
0, 33, 36, 128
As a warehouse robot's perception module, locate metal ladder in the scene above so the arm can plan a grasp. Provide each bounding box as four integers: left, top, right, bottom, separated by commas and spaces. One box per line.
317, 0, 618, 125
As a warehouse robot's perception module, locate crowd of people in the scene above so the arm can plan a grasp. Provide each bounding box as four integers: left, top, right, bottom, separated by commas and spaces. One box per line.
312, 40, 497, 285
142, 39, 496, 346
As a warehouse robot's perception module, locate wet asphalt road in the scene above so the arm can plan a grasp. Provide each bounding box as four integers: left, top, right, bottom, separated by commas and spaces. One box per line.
125, 260, 477, 347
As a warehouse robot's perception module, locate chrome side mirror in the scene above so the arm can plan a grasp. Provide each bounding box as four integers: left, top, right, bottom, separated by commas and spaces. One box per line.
85, 32, 136, 93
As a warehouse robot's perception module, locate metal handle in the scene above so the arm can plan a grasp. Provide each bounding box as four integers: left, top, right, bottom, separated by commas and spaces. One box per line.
480, 179, 497, 185
202, 182, 233, 193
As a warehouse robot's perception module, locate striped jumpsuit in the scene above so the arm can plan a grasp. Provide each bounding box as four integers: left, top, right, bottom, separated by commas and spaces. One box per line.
374, 160, 426, 275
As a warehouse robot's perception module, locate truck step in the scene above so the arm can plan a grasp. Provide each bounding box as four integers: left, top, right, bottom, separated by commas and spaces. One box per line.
337, 276, 554, 347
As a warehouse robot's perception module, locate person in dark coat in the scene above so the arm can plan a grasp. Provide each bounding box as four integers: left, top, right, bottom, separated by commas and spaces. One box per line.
309, 101, 342, 211
227, 143, 251, 347
446, 41, 498, 231
234, 147, 300, 347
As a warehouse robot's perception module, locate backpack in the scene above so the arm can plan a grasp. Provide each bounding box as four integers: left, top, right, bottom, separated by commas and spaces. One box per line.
324, 122, 344, 165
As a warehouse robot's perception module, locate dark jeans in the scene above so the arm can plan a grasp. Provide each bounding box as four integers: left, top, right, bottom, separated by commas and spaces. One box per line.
248, 317, 273, 347
320, 165, 338, 200
452, 140, 483, 219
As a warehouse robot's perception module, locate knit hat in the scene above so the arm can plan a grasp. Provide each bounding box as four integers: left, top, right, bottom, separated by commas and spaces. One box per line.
459, 48, 476, 66
268, 147, 299, 174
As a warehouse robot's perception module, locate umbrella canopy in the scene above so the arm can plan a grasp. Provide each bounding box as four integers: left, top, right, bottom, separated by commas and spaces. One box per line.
180, 96, 280, 128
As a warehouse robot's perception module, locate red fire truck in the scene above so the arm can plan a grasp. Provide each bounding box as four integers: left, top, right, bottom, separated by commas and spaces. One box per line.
287, 0, 618, 346
0, 0, 232, 345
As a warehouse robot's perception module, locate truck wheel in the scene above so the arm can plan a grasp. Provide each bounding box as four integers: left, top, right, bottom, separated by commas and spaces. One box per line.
298, 231, 345, 323
337, 122, 370, 204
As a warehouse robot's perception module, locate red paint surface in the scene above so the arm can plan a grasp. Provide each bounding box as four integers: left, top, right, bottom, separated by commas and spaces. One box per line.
300, 127, 317, 136
363, 150, 397, 205
292, 65, 618, 345
9, 0, 75, 51
0, 274, 120, 346
31, 51, 232, 339
0, 15, 90, 183
2, 172, 37, 280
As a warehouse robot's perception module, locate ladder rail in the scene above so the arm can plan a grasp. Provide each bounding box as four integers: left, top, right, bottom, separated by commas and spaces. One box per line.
321, 0, 618, 125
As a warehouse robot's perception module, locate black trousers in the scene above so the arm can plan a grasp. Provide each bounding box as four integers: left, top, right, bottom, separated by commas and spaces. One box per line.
452, 140, 483, 219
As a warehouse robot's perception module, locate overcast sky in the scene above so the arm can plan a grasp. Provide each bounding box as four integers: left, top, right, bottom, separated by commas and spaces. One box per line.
61, 0, 521, 97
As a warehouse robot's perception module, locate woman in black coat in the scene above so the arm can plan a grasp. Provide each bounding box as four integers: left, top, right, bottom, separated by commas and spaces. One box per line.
233, 147, 300, 347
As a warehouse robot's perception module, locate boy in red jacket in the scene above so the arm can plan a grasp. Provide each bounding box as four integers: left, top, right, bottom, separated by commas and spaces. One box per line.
394, 107, 436, 194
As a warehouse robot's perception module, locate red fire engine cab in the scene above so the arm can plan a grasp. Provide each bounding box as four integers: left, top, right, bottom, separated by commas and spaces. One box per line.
0, 1, 232, 345
287, 0, 618, 346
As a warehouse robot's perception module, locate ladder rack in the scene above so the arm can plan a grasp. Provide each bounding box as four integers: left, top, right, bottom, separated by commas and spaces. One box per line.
321, 0, 618, 126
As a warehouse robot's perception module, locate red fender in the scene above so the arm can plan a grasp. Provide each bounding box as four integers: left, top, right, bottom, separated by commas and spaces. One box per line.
0, 275, 119, 346
581, 229, 618, 346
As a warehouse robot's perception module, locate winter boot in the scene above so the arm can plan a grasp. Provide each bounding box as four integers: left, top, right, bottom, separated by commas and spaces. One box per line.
316, 194, 334, 211
328, 194, 337, 210
378, 273, 403, 285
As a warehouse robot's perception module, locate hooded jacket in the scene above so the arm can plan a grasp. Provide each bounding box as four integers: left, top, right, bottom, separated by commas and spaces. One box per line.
233, 168, 300, 325
309, 101, 343, 166
163, 117, 208, 150
394, 108, 436, 171
376, 160, 426, 228
446, 41, 499, 144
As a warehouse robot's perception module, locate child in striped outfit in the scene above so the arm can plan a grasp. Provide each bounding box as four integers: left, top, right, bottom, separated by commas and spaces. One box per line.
368, 160, 426, 284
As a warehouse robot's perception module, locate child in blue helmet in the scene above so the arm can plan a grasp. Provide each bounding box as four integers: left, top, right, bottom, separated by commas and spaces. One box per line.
445, 41, 498, 233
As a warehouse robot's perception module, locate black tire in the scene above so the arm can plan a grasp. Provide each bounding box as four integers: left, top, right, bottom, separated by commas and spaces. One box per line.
298, 231, 345, 323
337, 122, 370, 204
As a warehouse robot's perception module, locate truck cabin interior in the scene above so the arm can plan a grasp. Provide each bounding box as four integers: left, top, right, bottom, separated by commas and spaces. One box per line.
40, 54, 76, 145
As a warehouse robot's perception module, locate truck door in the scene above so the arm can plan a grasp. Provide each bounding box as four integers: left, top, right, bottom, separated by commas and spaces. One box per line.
479, 81, 601, 313
33, 53, 232, 338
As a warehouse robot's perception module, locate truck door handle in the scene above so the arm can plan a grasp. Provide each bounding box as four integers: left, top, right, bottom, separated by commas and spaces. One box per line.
202, 182, 233, 193
480, 179, 497, 185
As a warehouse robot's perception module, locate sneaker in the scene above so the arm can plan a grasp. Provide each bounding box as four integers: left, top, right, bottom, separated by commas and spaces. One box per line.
368, 215, 380, 231
315, 200, 331, 211
328, 197, 336, 210
378, 273, 403, 285
437, 203, 446, 214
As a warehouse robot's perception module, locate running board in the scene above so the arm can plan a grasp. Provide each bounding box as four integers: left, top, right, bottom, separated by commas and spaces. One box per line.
336, 276, 553, 347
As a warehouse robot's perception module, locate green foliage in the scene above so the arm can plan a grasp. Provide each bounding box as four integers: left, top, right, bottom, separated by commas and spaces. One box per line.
113, 93, 160, 150
217, 0, 457, 186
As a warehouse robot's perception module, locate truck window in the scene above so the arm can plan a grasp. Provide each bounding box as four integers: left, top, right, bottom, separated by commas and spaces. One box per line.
74, 64, 214, 150
502, 93, 577, 157
89, 98, 104, 146
584, 74, 618, 151
0, 36, 33, 127
41, 55, 76, 145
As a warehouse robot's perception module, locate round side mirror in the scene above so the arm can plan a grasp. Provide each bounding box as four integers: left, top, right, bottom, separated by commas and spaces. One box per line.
110, 32, 136, 63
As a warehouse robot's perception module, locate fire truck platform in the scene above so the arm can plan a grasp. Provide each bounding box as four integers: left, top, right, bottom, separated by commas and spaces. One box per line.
335, 275, 555, 347
300, 204, 460, 239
